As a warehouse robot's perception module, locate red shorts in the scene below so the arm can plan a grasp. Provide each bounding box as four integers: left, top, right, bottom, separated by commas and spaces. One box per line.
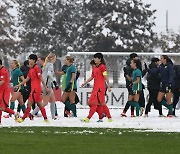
88, 90, 105, 106
0, 88, 10, 108
28, 89, 42, 103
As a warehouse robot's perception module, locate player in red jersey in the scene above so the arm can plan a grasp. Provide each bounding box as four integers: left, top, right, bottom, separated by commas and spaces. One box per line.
15, 54, 50, 123
0, 59, 18, 124
81, 53, 113, 122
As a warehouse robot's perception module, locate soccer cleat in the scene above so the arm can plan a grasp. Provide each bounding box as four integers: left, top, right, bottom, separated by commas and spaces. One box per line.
140, 107, 144, 116
29, 113, 34, 120
121, 112, 127, 117
3, 114, 10, 118
167, 115, 173, 118
81, 117, 90, 123
43, 119, 49, 123
17, 118, 24, 123
108, 118, 113, 122
97, 119, 103, 122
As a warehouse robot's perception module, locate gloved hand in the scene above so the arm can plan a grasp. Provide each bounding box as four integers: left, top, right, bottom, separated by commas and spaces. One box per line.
53, 81, 59, 90
65, 82, 72, 92
166, 84, 172, 93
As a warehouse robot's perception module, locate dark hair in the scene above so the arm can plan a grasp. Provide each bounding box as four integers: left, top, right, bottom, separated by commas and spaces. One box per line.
29, 54, 38, 62
151, 57, 159, 63
130, 53, 138, 59
0, 59, 2, 65
161, 55, 170, 62
24, 60, 29, 66
38, 56, 45, 61
132, 59, 142, 70
94, 52, 106, 65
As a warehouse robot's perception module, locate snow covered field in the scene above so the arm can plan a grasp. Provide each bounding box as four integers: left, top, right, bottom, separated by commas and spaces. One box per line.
1, 102, 180, 133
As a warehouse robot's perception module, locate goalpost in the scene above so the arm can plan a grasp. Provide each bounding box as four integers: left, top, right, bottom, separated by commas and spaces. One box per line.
67, 52, 180, 107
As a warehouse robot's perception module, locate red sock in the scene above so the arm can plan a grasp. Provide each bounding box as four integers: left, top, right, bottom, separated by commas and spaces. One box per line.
96, 106, 103, 119
0, 110, 2, 123
4, 108, 15, 115
22, 107, 31, 120
87, 105, 97, 119
39, 107, 47, 120
102, 105, 111, 119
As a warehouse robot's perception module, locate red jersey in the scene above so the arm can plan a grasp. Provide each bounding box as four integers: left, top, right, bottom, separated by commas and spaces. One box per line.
91, 64, 107, 92
28, 64, 42, 91
0, 66, 10, 92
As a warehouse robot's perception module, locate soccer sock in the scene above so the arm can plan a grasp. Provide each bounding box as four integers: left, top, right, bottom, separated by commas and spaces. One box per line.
39, 106, 47, 120
123, 102, 131, 113
4, 108, 15, 115
102, 105, 111, 119
131, 105, 134, 115
87, 105, 97, 119
55, 103, 58, 116
0, 110, 2, 123
22, 107, 31, 120
71, 103, 77, 117
10, 102, 15, 110
17, 104, 21, 112
96, 105, 103, 119
31, 106, 40, 116
50, 102, 56, 119
128, 101, 140, 116
21, 104, 26, 113
161, 99, 173, 115
159, 105, 163, 115
64, 101, 72, 110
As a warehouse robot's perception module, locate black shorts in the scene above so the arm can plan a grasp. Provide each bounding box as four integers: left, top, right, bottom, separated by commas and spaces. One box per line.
128, 87, 133, 95
159, 83, 173, 93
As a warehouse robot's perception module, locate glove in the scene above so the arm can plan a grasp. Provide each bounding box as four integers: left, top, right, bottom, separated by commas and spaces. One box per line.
128, 83, 133, 89
123, 67, 128, 75
144, 62, 148, 70
166, 84, 172, 93
53, 81, 59, 90
65, 82, 72, 92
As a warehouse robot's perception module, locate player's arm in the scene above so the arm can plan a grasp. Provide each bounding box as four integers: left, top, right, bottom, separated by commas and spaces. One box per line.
0, 80, 5, 86
19, 75, 27, 86
81, 76, 93, 87
132, 76, 140, 85
16, 76, 30, 87
103, 71, 111, 92
55, 70, 64, 75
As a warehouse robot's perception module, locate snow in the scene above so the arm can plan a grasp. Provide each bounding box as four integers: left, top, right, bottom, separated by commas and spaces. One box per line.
1, 102, 180, 132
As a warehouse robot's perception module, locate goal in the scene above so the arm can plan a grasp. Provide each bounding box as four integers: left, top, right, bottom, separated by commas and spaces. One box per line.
67, 52, 180, 107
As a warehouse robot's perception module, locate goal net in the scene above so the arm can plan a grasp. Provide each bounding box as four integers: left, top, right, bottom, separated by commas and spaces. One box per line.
67, 52, 180, 107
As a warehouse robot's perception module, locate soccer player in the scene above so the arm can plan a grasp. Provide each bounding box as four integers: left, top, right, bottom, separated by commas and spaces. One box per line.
145, 55, 174, 117
30, 53, 59, 120
56, 56, 77, 117
144, 58, 163, 117
0, 59, 18, 124
81, 53, 113, 122
172, 65, 180, 116
15, 54, 49, 123
4, 60, 26, 118
126, 59, 142, 116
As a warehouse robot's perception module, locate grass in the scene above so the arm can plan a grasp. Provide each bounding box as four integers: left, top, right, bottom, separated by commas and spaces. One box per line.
0, 127, 179, 154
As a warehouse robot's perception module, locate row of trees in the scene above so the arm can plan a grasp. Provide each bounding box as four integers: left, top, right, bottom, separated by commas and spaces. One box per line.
0, 0, 180, 57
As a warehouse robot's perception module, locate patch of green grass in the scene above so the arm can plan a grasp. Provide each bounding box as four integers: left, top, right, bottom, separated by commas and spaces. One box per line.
0, 127, 179, 154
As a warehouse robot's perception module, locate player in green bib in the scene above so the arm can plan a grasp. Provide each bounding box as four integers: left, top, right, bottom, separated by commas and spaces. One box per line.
127, 59, 142, 116
4, 60, 26, 118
